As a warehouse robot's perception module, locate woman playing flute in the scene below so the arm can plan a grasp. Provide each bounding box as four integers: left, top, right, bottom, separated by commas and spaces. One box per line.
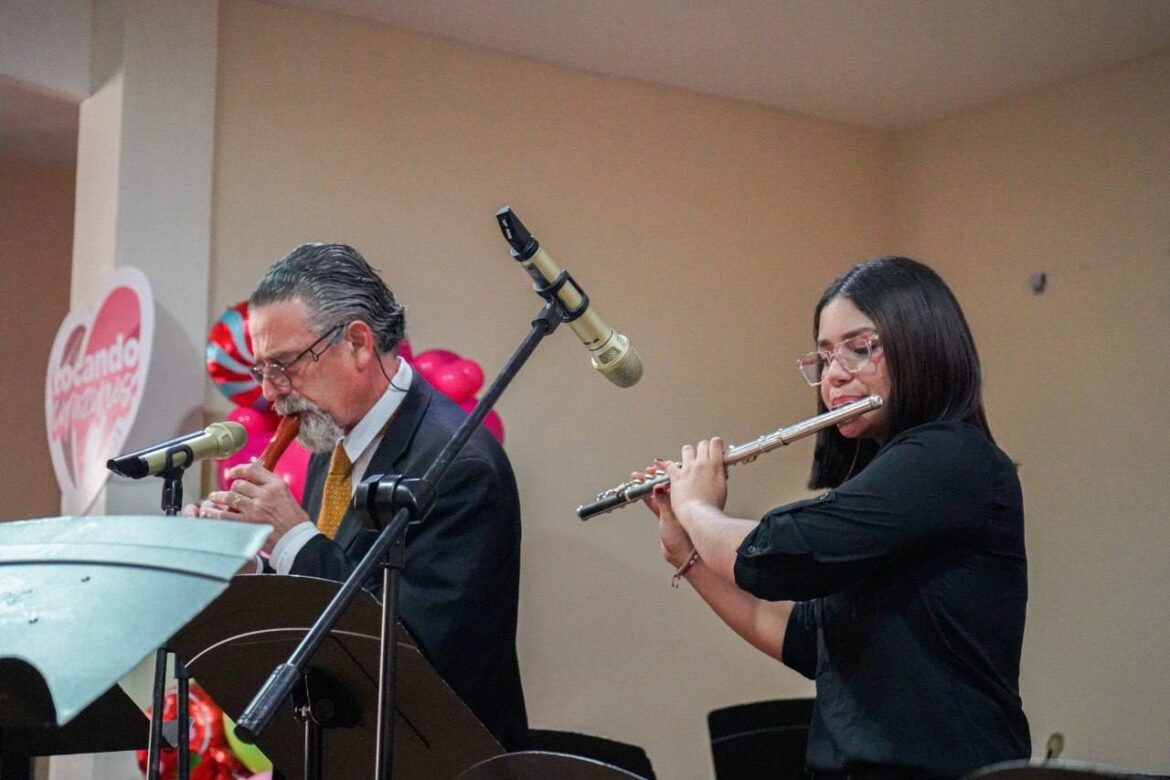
642, 257, 1029, 779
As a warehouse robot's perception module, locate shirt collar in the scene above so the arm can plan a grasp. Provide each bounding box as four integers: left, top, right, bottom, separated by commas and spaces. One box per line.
341, 357, 413, 464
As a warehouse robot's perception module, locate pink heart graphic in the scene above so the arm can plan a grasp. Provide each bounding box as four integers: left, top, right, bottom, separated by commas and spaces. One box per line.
44, 268, 154, 514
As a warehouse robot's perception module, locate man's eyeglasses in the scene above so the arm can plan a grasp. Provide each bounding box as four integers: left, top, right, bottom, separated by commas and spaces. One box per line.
249, 324, 344, 388
796, 332, 880, 386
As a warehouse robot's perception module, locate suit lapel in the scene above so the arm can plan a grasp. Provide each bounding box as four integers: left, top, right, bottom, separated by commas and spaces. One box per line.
332, 378, 434, 548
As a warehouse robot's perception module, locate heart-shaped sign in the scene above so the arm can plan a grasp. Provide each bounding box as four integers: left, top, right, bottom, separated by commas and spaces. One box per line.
44, 268, 154, 514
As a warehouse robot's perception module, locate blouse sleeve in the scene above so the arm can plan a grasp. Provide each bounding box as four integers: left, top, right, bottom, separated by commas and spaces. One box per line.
735, 422, 997, 601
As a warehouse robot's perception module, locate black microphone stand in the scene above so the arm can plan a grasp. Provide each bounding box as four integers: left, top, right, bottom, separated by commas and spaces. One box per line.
235, 284, 579, 778
109, 445, 194, 780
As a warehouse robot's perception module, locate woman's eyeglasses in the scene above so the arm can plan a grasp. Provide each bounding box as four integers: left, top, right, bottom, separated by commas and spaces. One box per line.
796, 332, 880, 386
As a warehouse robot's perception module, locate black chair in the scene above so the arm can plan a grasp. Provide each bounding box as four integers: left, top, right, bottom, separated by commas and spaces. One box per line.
526, 729, 656, 779
707, 698, 814, 779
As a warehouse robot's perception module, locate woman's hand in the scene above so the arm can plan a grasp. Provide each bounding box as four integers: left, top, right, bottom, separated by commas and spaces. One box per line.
666, 437, 729, 520
637, 460, 694, 568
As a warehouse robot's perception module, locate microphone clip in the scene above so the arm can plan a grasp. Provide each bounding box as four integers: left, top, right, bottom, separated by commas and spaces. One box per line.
355, 474, 434, 531
533, 269, 590, 323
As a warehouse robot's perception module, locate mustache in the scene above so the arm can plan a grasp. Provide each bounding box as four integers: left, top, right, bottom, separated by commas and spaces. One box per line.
274, 395, 319, 417
273, 394, 343, 453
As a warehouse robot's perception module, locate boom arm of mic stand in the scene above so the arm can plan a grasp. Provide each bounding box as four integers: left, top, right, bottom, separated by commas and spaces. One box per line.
234, 300, 563, 779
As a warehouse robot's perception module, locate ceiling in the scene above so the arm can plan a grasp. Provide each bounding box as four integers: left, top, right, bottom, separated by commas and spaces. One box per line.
284, 0, 1170, 129
4, 1, 1170, 164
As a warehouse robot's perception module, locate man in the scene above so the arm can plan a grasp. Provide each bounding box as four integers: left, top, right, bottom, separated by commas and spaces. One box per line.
199, 242, 527, 750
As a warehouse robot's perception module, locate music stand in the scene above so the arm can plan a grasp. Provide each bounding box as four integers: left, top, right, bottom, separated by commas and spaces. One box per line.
0, 674, 150, 779
0, 515, 269, 774
166, 574, 502, 779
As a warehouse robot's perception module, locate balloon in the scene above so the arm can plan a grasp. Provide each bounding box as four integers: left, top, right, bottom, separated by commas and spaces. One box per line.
396, 337, 413, 362
458, 398, 505, 443
206, 301, 268, 411
223, 713, 274, 773
271, 438, 311, 502
136, 683, 230, 780
411, 348, 460, 383
482, 408, 505, 443
216, 407, 280, 490
453, 359, 485, 396
433, 362, 476, 404
227, 405, 278, 436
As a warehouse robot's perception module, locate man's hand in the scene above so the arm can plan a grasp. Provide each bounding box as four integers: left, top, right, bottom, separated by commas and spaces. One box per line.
206, 462, 311, 553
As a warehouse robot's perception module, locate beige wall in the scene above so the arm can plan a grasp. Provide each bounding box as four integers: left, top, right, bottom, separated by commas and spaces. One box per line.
0, 157, 75, 522
214, 2, 893, 777
212, 2, 1169, 776
893, 53, 1170, 769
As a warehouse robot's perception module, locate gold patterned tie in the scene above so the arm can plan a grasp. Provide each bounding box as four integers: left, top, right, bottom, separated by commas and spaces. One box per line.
316, 442, 352, 540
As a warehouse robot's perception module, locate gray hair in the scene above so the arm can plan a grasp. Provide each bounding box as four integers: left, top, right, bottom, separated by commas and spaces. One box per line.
250, 242, 406, 352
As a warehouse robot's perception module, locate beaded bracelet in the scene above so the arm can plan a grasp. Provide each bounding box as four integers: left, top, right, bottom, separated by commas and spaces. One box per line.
671, 548, 700, 588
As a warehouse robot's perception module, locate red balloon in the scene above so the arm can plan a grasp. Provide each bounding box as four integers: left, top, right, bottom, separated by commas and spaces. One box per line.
454, 359, 485, 396
412, 349, 460, 383
205, 301, 268, 411
458, 398, 505, 443
217, 407, 280, 489
136, 683, 227, 779
271, 438, 311, 502
482, 409, 505, 443
433, 363, 476, 404
227, 405, 278, 435
396, 337, 413, 362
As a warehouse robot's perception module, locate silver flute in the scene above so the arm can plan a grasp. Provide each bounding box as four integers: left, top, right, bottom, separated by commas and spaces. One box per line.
576, 394, 883, 520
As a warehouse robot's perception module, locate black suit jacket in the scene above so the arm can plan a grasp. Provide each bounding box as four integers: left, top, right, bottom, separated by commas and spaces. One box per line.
292, 376, 528, 750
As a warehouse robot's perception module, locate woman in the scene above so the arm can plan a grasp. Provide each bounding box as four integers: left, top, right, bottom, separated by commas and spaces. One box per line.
645, 257, 1030, 778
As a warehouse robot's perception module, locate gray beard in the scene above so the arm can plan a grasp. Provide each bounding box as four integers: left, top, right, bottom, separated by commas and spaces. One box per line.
274, 395, 345, 453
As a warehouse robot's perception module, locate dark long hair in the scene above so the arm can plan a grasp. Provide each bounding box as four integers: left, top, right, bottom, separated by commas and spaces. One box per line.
809, 257, 991, 488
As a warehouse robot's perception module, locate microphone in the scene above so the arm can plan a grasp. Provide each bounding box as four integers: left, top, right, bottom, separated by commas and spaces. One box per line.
107, 421, 247, 479
496, 206, 643, 387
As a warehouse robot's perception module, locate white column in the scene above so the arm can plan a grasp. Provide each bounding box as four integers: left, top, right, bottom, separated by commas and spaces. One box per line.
49, 1, 219, 778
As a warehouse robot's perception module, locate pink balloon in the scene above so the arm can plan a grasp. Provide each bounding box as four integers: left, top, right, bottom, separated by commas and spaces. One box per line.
482, 409, 505, 443
433, 362, 476, 404
271, 439, 311, 502
227, 405, 278, 436
396, 338, 413, 362
454, 359, 485, 396
217, 407, 279, 489
458, 398, 505, 443
412, 349, 460, 383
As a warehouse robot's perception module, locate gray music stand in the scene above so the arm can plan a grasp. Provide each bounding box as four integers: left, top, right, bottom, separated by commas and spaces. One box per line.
167, 574, 503, 779
0, 515, 270, 773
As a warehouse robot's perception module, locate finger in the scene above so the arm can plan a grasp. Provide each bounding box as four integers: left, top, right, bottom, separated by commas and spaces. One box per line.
225, 462, 271, 483
229, 479, 257, 499
210, 489, 246, 512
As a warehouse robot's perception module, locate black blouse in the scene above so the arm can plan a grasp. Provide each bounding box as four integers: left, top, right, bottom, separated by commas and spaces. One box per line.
736, 420, 1031, 778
